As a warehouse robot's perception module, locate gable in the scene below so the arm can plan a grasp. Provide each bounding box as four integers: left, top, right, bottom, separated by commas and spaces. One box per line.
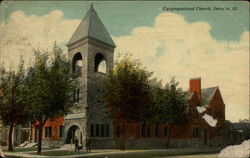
200, 87, 217, 106
210, 88, 224, 106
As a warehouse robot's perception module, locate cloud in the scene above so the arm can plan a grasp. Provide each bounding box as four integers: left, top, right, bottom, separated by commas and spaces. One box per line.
0, 10, 248, 122
0, 10, 80, 69
113, 13, 249, 122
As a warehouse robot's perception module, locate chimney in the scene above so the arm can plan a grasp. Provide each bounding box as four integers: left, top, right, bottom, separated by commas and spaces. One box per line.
189, 77, 201, 100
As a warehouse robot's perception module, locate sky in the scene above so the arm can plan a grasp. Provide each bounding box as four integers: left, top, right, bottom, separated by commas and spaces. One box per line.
0, 1, 249, 122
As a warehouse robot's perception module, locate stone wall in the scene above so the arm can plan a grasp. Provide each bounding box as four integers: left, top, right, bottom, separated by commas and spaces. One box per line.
169, 138, 226, 148
42, 139, 64, 148
124, 138, 166, 149
209, 137, 225, 146
90, 138, 166, 149
89, 138, 115, 149
169, 138, 204, 148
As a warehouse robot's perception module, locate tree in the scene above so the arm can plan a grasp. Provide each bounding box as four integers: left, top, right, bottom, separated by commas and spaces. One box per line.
27, 46, 75, 153
150, 78, 187, 147
104, 55, 153, 150
0, 60, 29, 151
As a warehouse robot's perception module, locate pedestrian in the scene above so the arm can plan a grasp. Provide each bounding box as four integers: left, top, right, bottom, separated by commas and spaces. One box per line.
0, 144, 5, 158
86, 137, 91, 152
74, 136, 79, 152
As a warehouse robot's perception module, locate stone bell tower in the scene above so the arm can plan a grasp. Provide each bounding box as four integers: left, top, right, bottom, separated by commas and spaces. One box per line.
64, 3, 116, 148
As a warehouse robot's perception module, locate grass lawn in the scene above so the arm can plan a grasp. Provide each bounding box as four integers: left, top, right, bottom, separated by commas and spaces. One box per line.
89, 149, 220, 158
3, 147, 37, 152
29, 148, 220, 157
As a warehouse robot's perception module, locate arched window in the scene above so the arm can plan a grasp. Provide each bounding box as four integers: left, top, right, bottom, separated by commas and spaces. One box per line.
73, 88, 80, 103
72, 52, 82, 77
95, 53, 106, 73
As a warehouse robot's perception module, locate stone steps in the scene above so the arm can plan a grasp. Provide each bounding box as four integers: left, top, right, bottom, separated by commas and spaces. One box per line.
59, 144, 75, 151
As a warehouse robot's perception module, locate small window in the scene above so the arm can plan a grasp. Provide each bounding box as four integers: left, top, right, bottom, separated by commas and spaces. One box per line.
96, 124, 100, 137
75, 60, 82, 76
101, 124, 105, 137
164, 127, 168, 137
44, 127, 52, 138
73, 89, 80, 103
91, 124, 94, 137
146, 125, 151, 137
140, 123, 145, 137
155, 124, 158, 137
192, 127, 195, 137
15, 128, 19, 141
193, 126, 199, 138
59, 126, 64, 138
105, 124, 109, 137
76, 89, 80, 103
116, 126, 121, 137
73, 89, 76, 103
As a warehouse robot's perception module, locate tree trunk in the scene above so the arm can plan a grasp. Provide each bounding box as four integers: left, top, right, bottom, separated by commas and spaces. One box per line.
37, 120, 46, 154
37, 124, 43, 153
8, 123, 14, 151
29, 121, 32, 142
120, 119, 125, 150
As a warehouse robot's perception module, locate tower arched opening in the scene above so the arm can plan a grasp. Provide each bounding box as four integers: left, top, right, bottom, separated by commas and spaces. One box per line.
95, 53, 107, 73
72, 52, 83, 77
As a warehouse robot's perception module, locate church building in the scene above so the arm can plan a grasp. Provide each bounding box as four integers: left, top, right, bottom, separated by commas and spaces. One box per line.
29, 4, 225, 149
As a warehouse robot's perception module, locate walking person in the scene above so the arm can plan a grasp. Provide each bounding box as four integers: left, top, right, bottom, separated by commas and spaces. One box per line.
86, 137, 91, 152
74, 136, 79, 152
0, 144, 5, 158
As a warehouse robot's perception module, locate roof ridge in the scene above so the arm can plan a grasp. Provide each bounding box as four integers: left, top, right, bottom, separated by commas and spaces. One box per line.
86, 3, 96, 37
201, 86, 218, 90
87, 10, 91, 38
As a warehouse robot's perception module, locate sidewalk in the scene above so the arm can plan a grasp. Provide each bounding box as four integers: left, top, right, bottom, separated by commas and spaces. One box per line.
4, 149, 120, 158
3, 147, 221, 158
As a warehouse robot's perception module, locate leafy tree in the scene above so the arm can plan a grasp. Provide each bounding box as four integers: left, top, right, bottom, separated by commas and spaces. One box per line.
27, 46, 75, 153
151, 78, 187, 146
0, 60, 29, 151
104, 55, 153, 150
224, 120, 234, 145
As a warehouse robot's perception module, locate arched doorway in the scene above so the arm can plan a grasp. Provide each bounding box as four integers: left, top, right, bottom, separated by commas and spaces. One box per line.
65, 125, 83, 145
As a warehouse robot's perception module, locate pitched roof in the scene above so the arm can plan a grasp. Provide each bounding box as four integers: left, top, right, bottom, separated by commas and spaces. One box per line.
67, 4, 116, 48
184, 91, 194, 100
185, 87, 218, 106
200, 87, 218, 106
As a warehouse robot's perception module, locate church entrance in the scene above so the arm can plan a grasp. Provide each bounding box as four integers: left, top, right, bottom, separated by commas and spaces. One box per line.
65, 125, 83, 145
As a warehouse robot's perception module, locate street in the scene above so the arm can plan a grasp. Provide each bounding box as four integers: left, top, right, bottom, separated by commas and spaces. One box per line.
165, 153, 218, 158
